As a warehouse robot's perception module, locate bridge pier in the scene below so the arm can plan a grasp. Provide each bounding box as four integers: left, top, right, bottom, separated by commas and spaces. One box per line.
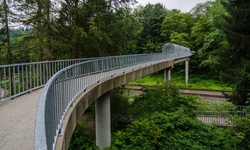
164, 67, 172, 82
185, 59, 189, 85
95, 92, 111, 150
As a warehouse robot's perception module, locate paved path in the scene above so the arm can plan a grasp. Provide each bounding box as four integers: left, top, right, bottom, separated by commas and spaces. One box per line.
0, 89, 42, 150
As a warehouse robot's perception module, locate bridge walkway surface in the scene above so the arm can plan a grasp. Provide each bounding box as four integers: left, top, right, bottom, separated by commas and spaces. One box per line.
0, 89, 42, 150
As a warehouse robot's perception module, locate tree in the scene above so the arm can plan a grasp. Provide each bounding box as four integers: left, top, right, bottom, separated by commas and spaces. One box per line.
190, 0, 228, 75
69, 120, 98, 150
110, 88, 131, 132
229, 109, 250, 149
128, 82, 198, 120
135, 3, 167, 53
13, 0, 54, 61
1, 0, 12, 64
190, 1, 213, 20
109, 109, 238, 150
161, 9, 187, 43
54, 0, 140, 58
220, 0, 250, 105
106, 83, 243, 149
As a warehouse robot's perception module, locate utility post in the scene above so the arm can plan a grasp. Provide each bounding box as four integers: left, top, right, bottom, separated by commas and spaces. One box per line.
185, 59, 189, 85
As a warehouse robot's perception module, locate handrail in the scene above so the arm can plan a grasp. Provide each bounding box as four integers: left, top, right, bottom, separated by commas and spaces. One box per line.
0, 57, 98, 103
35, 51, 192, 150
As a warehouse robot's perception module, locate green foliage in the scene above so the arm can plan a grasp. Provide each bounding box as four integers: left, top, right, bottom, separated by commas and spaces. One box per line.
190, 0, 228, 75
129, 74, 232, 91
109, 110, 237, 150
171, 74, 232, 91
69, 120, 98, 150
128, 82, 198, 120
170, 32, 190, 47
161, 9, 188, 42
1, 0, 143, 64
69, 83, 250, 150
128, 73, 163, 86
106, 83, 246, 150
219, 0, 250, 105
135, 3, 167, 53
190, 1, 213, 20
196, 101, 235, 111
110, 88, 131, 132
229, 111, 250, 149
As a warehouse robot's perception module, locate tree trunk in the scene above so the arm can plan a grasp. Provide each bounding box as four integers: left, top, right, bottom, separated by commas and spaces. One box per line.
46, 0, 53, 60
3, 0, 14, 95
73, 0, 79, 58
37, 0, 44, 61
3, 0, 11, 64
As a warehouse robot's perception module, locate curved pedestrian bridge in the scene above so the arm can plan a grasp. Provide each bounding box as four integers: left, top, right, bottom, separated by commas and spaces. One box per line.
0, 43, 192, 150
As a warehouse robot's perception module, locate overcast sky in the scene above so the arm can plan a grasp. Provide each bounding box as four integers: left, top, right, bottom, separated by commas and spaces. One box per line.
135, 0, 210, 12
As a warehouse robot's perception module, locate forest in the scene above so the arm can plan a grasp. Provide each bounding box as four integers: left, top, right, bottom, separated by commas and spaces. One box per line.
1, 0, 250, 149
1, 0, 250, 105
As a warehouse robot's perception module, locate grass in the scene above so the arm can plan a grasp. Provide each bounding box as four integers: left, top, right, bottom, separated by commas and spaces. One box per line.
195, 99, 235, 111
128, 73, 232, 91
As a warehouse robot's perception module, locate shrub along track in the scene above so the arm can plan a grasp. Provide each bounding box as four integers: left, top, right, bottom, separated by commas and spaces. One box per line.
123, 85, 231, 102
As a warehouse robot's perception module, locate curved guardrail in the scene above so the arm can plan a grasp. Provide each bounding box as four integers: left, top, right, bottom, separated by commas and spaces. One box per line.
0, 58, 97, 103
35, 44, 192, 150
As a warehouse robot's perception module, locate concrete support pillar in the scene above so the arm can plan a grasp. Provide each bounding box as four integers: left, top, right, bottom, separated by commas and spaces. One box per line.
164, 67, 172, 82
95, 92, 111, 150
185, 59, 189, 85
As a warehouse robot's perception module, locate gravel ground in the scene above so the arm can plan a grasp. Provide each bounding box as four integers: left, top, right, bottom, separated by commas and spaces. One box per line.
125, 86, 229, 102
179, 89, 225, 96
179, 89, 230, 102
0, 89, 42, 150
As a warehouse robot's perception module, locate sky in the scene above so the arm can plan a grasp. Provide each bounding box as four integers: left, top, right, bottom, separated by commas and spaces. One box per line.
135, 0, 210, 12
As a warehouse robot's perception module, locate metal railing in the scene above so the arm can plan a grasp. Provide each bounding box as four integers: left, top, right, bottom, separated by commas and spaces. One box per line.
35, 51, 192, 150
0, 58, 95, 103
196, 105, 250, 111
196, 106, 250, 126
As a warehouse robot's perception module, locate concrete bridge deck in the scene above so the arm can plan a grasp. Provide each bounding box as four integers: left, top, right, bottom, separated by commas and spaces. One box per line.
0, 89, 42, 150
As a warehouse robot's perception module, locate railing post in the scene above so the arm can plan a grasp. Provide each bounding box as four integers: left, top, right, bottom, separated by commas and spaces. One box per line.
95, 92, 111, 150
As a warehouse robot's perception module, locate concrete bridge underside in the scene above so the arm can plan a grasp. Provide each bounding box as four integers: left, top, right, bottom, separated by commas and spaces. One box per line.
55, 59, 175, 150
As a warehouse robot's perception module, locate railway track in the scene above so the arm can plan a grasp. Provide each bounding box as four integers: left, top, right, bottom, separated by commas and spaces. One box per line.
123, 86, 231, 102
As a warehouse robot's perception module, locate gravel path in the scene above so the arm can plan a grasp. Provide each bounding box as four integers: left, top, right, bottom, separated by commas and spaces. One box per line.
0, 89, 42, 150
